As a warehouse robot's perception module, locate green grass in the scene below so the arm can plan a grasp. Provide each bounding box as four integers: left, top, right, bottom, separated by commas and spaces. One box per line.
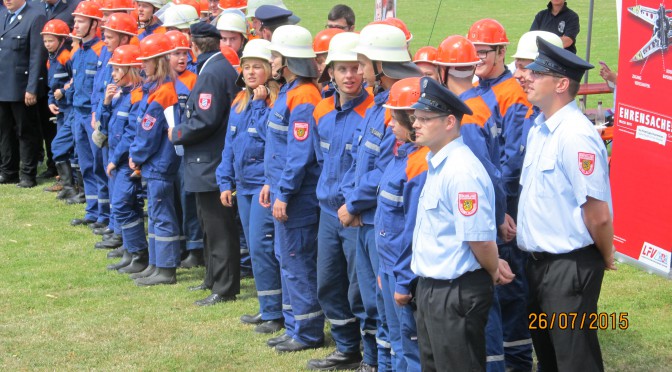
2, 1, 668, 370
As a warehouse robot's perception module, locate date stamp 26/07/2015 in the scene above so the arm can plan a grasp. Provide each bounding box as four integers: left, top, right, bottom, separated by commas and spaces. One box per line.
528, 312, 629, 330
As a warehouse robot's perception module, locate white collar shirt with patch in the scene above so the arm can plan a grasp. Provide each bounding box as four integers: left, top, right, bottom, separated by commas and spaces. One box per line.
411, 137, 497, 280
518, 100, 612, 254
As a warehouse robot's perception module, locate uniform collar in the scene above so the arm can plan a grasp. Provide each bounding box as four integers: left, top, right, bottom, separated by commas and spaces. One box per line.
535, 100, 578, 133
196, 50, 218, 72
374, 89, 390, 105
427, 136, 464, 170
396, 141, 417, 158
477, 68, 512, 89
81, 37, 100, 50
11, 2, 28, 16
335, 88, 368, 112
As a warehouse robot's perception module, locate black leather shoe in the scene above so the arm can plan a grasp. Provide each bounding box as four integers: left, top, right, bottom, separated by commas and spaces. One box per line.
107, 250, 131, 270
194, 293, 235, 306
135, 267, 176, 286
129, 265, 155, 280
0, 174, 19, 184
188, 283, 209, 291
89, 222, 107, 229
38, 167, 58, 179
117, 251, 149, 274
275, 338, 324, 353
180, 250, 205, 269
92, 227, 112, 235
71, 217, 96, 226
354, 362, 377, 372
107, 246, 124, 259
16, 179, 37, 188
267, 334, 292, 347
66, 192, 85, 204
103, 233, 116, 241
95, 235, 122, 249
254, 319, 285, 334
307, 350, 363, 370
240, 312, 263, 325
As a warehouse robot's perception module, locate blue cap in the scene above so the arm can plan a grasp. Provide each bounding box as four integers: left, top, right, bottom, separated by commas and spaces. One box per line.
255, 5, 300, 29
190, 22, 221, 39
412, 77, 473, 117
525, 36, 594, 82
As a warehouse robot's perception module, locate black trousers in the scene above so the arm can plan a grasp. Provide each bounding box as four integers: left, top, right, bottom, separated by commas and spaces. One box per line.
415, 269, 493, 372
526, 245, 605, 372
0, 101, 42, 180
195, 191, 240, 297
37, 97, 57, 170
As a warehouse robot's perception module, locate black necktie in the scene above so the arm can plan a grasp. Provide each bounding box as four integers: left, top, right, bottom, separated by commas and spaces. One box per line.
4, 12, 14, 29
47, 5, 54, 16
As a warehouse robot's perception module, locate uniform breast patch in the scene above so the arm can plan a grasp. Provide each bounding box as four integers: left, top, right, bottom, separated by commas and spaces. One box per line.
458, 192, 478, 216
578, 152, 595, 175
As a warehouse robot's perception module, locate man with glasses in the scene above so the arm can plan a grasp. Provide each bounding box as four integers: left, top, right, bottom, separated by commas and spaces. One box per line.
410, 76, 506, 371
519, 37, 614, 372
326, 4, 354, 31
253, 4, 298, 41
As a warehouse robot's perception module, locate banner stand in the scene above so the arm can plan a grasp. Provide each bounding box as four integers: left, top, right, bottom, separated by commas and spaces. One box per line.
617, 252, 672, 279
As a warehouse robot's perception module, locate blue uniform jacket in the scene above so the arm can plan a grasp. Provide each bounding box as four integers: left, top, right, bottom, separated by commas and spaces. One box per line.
459, 88, 507, 226
138, 23, 165, 41
375, 143, 429, 279
70, 37, 105, 110
340, 89, 395, 225
101, 85, 143, 167
264, 79, 322, 228
91, 47, 112, 128
216, 95, 269, 195
475, 69, 531, 201
47, 47, 72, 115
129, 80, 180, 180
313, 89, 372, 218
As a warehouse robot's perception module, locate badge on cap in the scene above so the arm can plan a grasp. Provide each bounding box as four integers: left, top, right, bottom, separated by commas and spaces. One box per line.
293, 122, 309, 141
141, 114, 157, 131
198, 93, 212, 110
458, 192, 478, 216
578, 152, 595, 175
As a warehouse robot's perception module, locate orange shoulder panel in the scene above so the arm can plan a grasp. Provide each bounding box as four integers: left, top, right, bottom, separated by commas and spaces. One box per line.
130, 87, 144, 105
461, 96, 491, 128
287, 82, 321, 111
406, 146, 429, 181
91, 40, 105, 57
491, 77, 531, 117
525, 106, 534, 119
365, 86, 374, 96
179, 70, 198, 90
56, 49, 71, 67
354, 93, 374, 118
312, 96, 336, 125
383, 107, 392, 127
155, 26, 167, 35
46, 60, 50, 70
129, 36, 140, 46
148, 82, 178, 108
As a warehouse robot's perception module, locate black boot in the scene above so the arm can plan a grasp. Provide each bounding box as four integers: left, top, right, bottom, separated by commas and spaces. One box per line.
117, 250, 149, 274
134, 267, 177, 286
107, 246, 124, 259
180, 249, 204, 268
66, 168, 86, 204
55, 162, 77, 200
95, 234, 123, 249
129, 265, 156, 280
106, 250, 132, 270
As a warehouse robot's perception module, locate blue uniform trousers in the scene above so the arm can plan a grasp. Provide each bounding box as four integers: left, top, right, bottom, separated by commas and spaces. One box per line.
101, 146, 117, 233
237, 193, 282, 321
316, 212, 365, 354
356, 224, 391, 368
380, 271, 421, 372
111, 164, 146, 253
146, 178, 181, 268
72, 108, 99, 221
51, 110, 75, 164
238, 211, 252, 274
486, 288, 506, 372
177, 162, 203, 251
274, 217, 324, 346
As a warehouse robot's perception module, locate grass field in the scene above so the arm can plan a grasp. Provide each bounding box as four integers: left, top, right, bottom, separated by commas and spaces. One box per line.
2, 1, 671, 371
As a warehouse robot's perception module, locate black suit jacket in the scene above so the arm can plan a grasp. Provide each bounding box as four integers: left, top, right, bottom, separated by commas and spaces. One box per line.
0, 1, 48, 101
171, 52, 239, 193
42, 0, 80, 29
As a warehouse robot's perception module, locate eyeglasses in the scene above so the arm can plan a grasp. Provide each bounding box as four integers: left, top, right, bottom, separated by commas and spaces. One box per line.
530, 70, 565, 79
476, 48, 497, 59
325, 24, 350, 30
409, 114, 448, 125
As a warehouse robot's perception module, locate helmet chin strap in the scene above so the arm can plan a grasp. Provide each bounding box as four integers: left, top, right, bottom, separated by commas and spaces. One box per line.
372, 61, 385, 95
272, 56, 287, 81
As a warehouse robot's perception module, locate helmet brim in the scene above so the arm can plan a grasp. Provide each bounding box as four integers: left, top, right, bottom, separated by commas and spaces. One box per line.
381, 61, 422, 80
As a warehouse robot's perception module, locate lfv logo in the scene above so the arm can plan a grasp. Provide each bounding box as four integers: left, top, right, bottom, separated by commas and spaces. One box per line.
639, 242, 671, 273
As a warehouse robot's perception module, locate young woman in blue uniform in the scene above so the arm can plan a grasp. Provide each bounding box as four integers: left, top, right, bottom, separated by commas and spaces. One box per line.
261, 25, 325, 353
127, 33, 182, 286
99, 44, 149, 274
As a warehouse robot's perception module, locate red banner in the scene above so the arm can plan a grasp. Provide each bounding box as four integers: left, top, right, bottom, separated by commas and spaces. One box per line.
612, 0, 672, 275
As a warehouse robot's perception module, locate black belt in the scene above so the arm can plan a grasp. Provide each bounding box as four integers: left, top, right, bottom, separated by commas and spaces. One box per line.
528, 244, 596, 261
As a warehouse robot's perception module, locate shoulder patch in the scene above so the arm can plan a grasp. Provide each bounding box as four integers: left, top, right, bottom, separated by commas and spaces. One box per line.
293, 122, 309, 141
578, 152, 595, 175
141, 114, 157, 131
458, 192, 478, 216
198, 93, 212, 110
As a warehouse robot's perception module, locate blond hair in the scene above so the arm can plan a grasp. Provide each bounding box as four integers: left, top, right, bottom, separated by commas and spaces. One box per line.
235, 59, 280, 114
145, 55, 175, 92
